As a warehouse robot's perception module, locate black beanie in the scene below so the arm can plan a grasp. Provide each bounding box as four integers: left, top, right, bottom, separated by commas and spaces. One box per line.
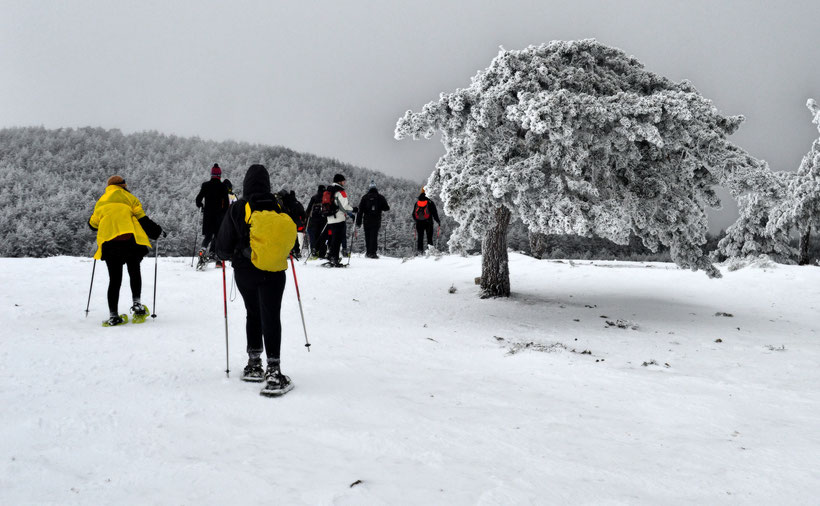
333, 173, 345, 183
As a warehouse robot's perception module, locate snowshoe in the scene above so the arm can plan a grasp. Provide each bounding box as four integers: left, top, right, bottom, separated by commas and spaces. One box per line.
241, 358, 265, 383
102, 314, 129, 327
260, 365, 293, 397
130, 303, 150, 324
196, 249, 208, 270
322, 261, 347, 268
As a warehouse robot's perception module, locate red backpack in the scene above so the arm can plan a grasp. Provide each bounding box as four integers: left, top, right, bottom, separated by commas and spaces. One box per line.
321, 188, 339, 217
414, 200, 430, 221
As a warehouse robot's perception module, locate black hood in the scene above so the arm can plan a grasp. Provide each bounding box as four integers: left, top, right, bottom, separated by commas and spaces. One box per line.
417, 193, 428, 201
243, 164, 271, 197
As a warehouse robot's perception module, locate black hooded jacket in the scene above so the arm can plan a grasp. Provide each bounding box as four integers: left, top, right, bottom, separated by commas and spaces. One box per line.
356, 188, 390, 227
216, 164, 284, 269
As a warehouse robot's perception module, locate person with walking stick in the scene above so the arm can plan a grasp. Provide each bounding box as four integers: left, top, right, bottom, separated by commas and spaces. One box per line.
195, 163, 230, 268
88, 175, 163, 326
412, 187, 440, 255
216, 164, 297, 397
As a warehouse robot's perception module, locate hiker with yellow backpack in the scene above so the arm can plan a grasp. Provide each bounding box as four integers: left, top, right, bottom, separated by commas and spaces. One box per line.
216, 164, 297, 396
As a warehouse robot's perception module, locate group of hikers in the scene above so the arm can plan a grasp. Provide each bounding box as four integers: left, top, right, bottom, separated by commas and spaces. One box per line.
87, 163, 442, 396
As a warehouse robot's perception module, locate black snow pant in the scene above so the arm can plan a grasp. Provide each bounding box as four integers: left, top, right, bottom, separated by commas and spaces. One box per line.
416, 220, 434, 252
201, 211, 226, 256
364, 222, 380, 256
234, 267, 286, 362
102, 239, 145, 314
309, 222, 327, 258
328, 221, 346, 263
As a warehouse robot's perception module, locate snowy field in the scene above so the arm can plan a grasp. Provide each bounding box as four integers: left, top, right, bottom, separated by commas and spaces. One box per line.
1, 253, 819, 505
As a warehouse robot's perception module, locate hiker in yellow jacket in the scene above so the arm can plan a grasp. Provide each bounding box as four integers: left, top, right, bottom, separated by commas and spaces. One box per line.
88, 175, 163, 326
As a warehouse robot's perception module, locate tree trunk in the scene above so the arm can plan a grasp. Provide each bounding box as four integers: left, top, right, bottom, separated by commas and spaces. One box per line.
480, 206, 511, 298
798, 225, 812, 265
529, 231, 547, 259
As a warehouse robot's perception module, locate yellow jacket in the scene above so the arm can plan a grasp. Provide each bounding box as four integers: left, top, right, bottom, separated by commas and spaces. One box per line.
89, 185, 152, 259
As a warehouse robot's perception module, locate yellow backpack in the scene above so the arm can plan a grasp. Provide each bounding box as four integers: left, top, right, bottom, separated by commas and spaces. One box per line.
244, 202, 297, 272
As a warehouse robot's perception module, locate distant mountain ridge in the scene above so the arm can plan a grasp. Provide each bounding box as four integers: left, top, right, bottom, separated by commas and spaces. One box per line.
0, 126, 434, 257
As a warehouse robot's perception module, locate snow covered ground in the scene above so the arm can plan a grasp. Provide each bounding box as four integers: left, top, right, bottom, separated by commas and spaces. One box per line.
1, 253, 819, 505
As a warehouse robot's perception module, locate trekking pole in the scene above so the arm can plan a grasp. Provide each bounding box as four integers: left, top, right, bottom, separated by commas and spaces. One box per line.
84, 259, 96, 317
151, 232, 166, 318
289, 255, 311, 351
436, 225, 441, 250
222, 261, 230, 377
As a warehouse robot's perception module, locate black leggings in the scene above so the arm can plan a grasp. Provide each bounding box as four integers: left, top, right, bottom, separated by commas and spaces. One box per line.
416, 221, 434, 252
105, 258, 142, 314
235, 268, 286, 361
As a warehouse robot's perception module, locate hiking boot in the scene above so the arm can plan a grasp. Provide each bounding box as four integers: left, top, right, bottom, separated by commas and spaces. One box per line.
215, 260, 223, 268
241, 358, 265, 382
260, 363, 293, 396
103, 315, 126, 326
130, 303, 148, 316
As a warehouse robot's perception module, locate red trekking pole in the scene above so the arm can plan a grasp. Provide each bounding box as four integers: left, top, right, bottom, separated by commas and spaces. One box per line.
290, 255, 311, 351
222, 261, 230, 377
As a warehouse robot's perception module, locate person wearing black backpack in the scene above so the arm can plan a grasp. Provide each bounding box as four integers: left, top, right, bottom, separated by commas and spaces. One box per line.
216, 164, 296, 396
305, 185, 327, 259
356, 180, 390, 258
412, 187, 440, 254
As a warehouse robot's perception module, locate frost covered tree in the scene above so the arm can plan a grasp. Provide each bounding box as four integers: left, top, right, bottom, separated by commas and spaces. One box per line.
717, 170, 796, 263
395, 39, 763, 297
775, 99, 820, 264
723, 99, 820, 265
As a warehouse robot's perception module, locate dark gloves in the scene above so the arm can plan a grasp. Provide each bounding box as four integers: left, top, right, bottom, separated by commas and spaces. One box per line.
139, 216, 164, 240
352, 206, 359, 214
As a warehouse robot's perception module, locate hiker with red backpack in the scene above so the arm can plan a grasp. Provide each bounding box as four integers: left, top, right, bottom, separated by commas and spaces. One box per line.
323, 173, 356, 267
412, 187, 440, 254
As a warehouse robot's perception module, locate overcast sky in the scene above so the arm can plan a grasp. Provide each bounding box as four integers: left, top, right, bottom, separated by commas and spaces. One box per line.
1, 0, 818, 229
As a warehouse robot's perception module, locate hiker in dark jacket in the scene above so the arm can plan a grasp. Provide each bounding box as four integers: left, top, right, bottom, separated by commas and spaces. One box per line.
280, 189, 306, 259
356, 180, 390, 258
216, 164, 296, 395
304, 185, 327, 258
195, 163, 230, 261
412, 188, 440, 254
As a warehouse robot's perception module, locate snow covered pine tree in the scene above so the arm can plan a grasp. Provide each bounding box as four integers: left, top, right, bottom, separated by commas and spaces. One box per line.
719, 99, 820, 265
396, 39, 766, 297
716, 171, 797, 264
772, 99, 820, 265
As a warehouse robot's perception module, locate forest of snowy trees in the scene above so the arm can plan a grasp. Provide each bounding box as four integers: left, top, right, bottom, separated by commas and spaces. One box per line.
0, 127, 454, 258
